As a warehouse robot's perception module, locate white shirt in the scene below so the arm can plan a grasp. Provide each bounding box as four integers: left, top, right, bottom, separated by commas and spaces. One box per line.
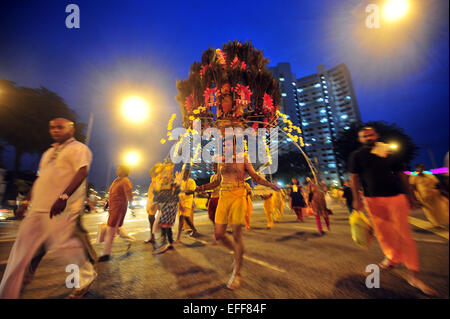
30, 138, 92, 213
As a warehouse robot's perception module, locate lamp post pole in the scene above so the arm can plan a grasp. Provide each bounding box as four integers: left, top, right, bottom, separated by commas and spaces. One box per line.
85, 112, 95, 146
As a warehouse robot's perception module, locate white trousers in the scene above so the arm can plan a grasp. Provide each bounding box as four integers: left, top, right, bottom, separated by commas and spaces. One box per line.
96, 222, 135, 256
0, 209, 96, 299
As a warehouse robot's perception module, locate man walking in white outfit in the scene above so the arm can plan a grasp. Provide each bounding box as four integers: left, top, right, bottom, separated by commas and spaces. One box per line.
0, 118, 97, 299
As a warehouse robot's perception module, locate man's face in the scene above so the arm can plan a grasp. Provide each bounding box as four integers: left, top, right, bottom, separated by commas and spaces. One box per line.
49, 119, 74, 143
358, 129, 378, 146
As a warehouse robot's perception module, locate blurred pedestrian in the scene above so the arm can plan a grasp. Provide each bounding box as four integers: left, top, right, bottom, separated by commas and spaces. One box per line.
409, 164, 449, 228
98, 164, 135, 262
289, 177, 306, 222
207, 163, 220, 226
152, 162, 181, 254
0, 118, 96, 299
262, 191, 274, 229
342, 180, 354, 214
272, 179, 286, 221
442, 152, 449, 197
175, 165, 198, 242
145, 165, 161, 244
306, 177, 330, 235
349, 126, 437, 296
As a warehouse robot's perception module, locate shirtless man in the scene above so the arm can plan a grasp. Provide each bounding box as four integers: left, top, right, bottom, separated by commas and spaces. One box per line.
194, 136, 280, 289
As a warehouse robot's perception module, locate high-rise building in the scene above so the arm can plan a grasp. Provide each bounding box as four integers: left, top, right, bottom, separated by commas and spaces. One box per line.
268, 63, 301, 155
296, 63, 361, 185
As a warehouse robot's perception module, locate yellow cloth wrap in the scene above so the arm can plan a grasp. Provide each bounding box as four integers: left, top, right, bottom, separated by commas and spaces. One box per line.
264, 196, 274, 228
215, 184, 247, 225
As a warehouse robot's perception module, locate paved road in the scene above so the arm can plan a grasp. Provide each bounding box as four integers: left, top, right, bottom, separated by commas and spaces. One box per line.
0, 199, 448, 299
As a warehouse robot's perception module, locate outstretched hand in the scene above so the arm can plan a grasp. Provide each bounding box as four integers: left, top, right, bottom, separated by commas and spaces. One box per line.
15, 204, 28, 220
50, 199, 67, 219
271, 184, 281, 192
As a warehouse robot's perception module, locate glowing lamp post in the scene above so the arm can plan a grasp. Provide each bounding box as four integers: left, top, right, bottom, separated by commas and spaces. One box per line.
124, 151, 141, 167
382, 0, 410, 22
121, 96, 150, 124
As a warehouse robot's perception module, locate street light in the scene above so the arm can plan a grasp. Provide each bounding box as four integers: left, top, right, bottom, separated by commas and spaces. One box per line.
124, 151, 141, 166
85, 95, 150, 146
121, 96, 150, 124
85, 94, 149, 190
382, 0, 410, 22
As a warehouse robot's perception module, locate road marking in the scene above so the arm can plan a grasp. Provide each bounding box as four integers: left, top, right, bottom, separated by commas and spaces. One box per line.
193, 238, 286, 273
414, 238, 448, 244
409, 217, 449, 240
0, 238, 15, 243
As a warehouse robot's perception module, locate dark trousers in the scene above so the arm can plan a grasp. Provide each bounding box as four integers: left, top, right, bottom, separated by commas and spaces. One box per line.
346, 202, 353, 214
148, 215, 155, 237
293, 207, 304, 221
161, 227, 173, 244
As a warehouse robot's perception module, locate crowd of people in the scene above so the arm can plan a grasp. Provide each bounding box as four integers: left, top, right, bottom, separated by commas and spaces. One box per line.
0, 118, 447, 298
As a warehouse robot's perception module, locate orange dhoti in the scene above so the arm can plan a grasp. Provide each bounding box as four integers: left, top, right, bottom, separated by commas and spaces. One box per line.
107, 200, 128, 227
364, 194, 419, 272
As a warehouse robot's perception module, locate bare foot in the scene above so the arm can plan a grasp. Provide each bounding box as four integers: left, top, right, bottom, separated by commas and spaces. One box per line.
153, 244, 170, 255
144, 238, 155, 244
226, 271, 242, 290
406, 274, 439, 297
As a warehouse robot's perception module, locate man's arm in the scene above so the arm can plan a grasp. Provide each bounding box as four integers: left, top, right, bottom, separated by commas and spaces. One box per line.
195, 170, 221, 193
50, 166, 89, 218
350, 173, 365, 212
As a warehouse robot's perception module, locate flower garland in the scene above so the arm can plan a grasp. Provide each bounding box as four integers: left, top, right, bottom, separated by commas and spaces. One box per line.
276, 110, 304, 147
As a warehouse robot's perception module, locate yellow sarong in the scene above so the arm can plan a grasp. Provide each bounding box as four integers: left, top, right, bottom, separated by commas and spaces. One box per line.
215, 182, 247, 225
264, 195, 274, 228
410, 174, 449, 227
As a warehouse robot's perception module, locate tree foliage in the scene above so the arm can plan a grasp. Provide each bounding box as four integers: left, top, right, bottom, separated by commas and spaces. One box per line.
271, 149, 310, 183
0, 79, 86, 171
334, 121, 419, 169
